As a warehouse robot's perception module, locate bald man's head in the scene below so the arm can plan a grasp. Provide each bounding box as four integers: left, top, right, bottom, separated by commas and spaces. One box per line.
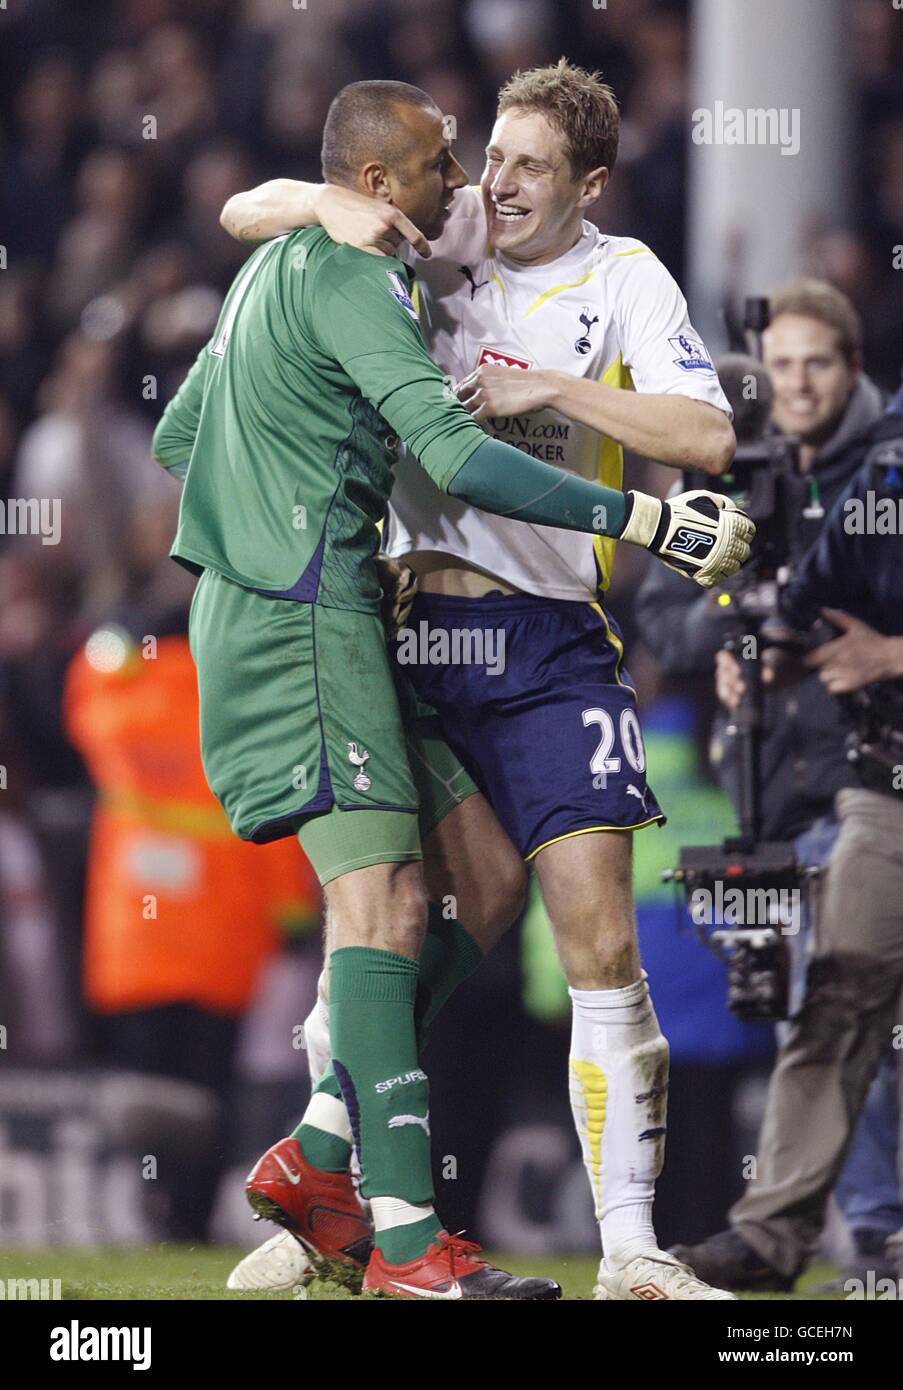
321, 81, 439, 185
320, 80, 467, 241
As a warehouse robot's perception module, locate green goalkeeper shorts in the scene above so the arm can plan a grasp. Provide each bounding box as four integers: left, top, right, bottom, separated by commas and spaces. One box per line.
188, 567, 477, 882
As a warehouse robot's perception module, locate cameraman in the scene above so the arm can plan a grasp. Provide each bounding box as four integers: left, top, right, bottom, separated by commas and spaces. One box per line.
671, 411, 903, 1291
635, 280, 903, 1285
636, 280, 885, 842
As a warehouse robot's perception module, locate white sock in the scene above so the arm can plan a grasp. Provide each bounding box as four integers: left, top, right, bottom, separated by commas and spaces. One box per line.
302, 971, 331, 1087
568, 974, 669, 1272
370, 1196, 436, 1235
298, 971, 353, 1146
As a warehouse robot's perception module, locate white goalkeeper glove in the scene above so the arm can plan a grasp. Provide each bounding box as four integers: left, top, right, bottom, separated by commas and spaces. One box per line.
619, 488, 755, 588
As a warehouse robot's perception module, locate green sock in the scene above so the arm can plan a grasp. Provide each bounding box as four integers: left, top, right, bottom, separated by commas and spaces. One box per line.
415, 903, 484, 1042
294, 908, 482, 1176
376, 1214, 443, 1266
329, 945, 442, 1261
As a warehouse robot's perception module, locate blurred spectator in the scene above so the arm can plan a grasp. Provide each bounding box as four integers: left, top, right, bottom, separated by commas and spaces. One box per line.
140, 23, 218, 154
464, 0, 556, 86
1, 53, 85, 260
15, 331, 171, 618
179, 142, 257, 277
0, 271, 48, 422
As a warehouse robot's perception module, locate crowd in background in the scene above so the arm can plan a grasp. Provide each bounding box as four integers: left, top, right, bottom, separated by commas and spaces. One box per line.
2, 0, 903, 694
1, 0, 902, 1245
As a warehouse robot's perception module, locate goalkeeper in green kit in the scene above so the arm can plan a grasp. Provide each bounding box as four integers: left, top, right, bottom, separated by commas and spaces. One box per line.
153, 80, 752, 1299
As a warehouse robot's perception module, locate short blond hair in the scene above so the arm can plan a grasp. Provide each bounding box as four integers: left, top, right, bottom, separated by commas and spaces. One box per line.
496, 58, 619, 178
769, 279, 863, 363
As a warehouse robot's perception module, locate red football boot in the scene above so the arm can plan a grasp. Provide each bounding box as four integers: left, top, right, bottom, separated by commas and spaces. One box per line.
363, 1231, 561, 1300
245, 1138, 372, 1286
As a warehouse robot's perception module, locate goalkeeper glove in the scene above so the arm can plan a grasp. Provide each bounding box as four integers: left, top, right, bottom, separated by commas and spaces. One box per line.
620, 489, 755, 588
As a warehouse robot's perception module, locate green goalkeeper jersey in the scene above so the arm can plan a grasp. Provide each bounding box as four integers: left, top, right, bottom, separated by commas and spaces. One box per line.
153, 229, 485, 613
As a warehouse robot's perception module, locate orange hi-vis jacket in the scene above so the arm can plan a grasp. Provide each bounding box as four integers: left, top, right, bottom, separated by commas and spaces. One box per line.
65, 628, 322, 1015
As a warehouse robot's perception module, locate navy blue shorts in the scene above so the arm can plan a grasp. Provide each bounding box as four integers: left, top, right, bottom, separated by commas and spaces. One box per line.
392, 591, 665, 860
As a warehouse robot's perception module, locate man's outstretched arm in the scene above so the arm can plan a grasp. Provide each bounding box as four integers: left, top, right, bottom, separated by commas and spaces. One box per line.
456, 366, 735, 476
221, 180, 430, 257
454, 246, 736, 477
446, 443, 752, 589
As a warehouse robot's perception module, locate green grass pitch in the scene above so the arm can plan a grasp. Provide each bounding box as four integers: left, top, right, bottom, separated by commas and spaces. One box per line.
0, 1246, 845, 1300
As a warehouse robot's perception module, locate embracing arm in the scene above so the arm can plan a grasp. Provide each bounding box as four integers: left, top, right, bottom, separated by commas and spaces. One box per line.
221, 179, 319, 242
441, 439, 751, 588
457, 367, 735, 475
221, 180, 430, 257
458, 243, 735, 475
544, 375, 734, 474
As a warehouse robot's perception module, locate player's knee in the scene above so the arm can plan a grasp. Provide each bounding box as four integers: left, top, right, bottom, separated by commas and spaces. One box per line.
587, 933, 638, 986
444, 840, 526, 949
600, 929, 638, 974
494, 849, 528, 928
384, 863, 429, 954
329, 860, 427, 956
554, 906, 638, 988
476, 848, 527, 946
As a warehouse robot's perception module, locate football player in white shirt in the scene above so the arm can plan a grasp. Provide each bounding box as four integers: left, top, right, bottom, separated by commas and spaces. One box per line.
221, 62, 739, 1301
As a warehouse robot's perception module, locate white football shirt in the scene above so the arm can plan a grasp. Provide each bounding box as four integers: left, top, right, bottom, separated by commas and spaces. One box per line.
385, 185, 731, 600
